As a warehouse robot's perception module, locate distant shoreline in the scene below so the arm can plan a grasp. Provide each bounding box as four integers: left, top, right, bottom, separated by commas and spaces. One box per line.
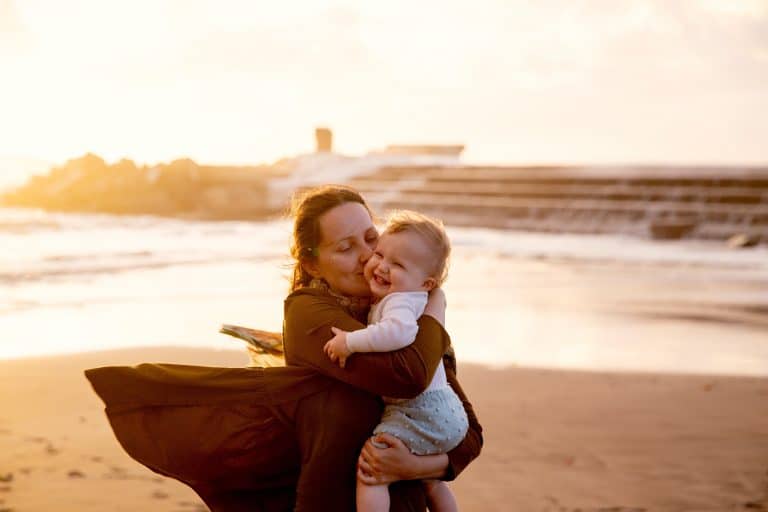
3, 153, 767, 242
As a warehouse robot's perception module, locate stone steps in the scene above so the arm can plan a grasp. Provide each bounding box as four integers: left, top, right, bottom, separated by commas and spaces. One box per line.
346, 165, 768, 244
365, 165, 768, 186
362, 192, 768, 222
351, 180, 768, 204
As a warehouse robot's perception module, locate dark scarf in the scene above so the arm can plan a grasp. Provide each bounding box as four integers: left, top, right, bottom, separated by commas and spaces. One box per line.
308, 278, 371, 323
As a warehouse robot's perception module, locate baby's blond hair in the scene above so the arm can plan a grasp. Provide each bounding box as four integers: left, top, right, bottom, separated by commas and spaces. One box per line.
383, 210, 451, 286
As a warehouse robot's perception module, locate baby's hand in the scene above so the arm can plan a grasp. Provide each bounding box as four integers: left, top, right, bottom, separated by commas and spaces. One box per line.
324, 326, 352, 368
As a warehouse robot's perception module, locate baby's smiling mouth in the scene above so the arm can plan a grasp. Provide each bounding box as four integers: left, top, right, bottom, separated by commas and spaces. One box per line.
372, 273, 390, 286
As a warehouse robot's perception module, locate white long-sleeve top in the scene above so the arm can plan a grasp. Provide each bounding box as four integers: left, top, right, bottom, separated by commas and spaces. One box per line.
346, 291, 448, 394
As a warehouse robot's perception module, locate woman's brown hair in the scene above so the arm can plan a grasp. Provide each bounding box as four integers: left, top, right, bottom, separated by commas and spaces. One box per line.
288, 184, 371, 292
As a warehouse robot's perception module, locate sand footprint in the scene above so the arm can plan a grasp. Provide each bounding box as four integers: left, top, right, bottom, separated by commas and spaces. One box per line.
101, 465, 163, 482
593, 508, 646, 512
544, 497, 647, 512
542, 452, 606, 469
103, 465, 128, 479
22, 436, 59, 455
175, 501, 208, 511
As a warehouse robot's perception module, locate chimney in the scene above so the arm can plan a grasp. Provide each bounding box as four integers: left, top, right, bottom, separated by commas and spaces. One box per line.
315, 127, 332, 153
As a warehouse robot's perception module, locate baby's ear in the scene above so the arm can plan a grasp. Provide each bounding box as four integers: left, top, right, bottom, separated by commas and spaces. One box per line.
422, 277, 437, 292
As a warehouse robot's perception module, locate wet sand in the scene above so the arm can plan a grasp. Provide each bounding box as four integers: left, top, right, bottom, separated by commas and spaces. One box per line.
1, 347, 766, 511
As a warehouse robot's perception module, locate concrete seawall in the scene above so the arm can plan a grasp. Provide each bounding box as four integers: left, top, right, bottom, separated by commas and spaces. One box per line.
348, 165, 768, 244
4, 156, 767, 244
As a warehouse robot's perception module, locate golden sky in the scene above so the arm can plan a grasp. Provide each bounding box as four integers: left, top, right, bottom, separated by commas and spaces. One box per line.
1, 0, 767, 166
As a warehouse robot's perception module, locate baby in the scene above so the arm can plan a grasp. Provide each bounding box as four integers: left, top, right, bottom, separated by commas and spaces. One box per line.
324, 210, 468, 512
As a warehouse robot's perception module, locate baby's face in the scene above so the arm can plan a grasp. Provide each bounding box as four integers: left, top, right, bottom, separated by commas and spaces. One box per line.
363, 230, 437, 299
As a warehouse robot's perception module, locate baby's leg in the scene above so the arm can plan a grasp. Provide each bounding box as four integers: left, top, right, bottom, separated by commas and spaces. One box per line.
423, 479, 458, 512
356, 479, 390, 512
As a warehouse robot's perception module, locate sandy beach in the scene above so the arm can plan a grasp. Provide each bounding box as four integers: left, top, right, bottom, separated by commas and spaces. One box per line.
3, 1, 768, 509
1, 346, 766, 512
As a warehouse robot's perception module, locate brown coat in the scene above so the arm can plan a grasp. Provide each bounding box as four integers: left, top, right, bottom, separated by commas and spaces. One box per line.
85, 287, 482, 511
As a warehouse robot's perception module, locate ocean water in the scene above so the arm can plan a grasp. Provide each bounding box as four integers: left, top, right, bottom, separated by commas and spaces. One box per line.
3, 207, 767, 375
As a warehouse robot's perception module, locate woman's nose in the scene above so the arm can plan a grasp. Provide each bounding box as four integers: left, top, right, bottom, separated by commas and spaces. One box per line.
359, 244, 373, 263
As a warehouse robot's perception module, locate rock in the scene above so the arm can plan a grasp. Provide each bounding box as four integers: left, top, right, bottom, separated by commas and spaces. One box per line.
727, 233, 761, 248
649, 220, 697, 240
67, 470, 85, 478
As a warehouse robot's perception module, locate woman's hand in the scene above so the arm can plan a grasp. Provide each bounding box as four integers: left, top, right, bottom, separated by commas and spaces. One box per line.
356, 433, 449, 485
423, 287, 447, 327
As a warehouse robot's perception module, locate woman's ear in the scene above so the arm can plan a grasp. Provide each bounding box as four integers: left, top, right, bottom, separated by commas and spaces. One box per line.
422, 277, 437, 292
301, 258, 321, 279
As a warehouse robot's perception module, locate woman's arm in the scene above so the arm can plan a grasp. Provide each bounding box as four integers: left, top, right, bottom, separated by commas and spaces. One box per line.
357, 433, 449, 484
422, 287, 446, 326
283, 290, 448, 399
441, 359, 483, 480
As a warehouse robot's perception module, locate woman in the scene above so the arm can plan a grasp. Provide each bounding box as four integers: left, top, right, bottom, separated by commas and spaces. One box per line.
85, 185, 482, 511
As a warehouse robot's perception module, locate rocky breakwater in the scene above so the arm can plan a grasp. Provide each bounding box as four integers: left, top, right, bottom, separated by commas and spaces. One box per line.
6, 155, 768, 245
0, 154, 278, 220
347, 165, 768, 244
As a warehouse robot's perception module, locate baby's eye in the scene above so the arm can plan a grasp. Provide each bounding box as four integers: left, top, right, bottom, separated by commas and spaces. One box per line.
337, 245, 351, 252
393, 262, 404, 268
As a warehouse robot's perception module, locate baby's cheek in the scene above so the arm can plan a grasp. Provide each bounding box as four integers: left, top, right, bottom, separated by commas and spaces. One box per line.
364, 256, 377, 273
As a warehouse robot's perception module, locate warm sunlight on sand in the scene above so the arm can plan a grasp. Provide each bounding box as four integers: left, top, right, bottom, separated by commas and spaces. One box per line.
1, 2, 766, 510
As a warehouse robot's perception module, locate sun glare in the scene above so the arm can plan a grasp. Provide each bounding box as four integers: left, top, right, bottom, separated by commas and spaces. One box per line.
1, 0, 766, 165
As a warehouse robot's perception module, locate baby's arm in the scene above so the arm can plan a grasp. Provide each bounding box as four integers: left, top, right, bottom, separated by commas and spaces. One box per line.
324, 294, 425, 367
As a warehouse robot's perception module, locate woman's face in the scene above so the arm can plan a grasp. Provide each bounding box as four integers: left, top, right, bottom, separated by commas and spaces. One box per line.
307, 201, 379, 297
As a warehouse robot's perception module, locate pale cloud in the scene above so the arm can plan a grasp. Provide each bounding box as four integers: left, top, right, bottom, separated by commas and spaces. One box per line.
0, 0, 25, 33
178, 10, 370, 80
1, 0, 766, 164
0, 0, 33, 55
699, 0, 768, 17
